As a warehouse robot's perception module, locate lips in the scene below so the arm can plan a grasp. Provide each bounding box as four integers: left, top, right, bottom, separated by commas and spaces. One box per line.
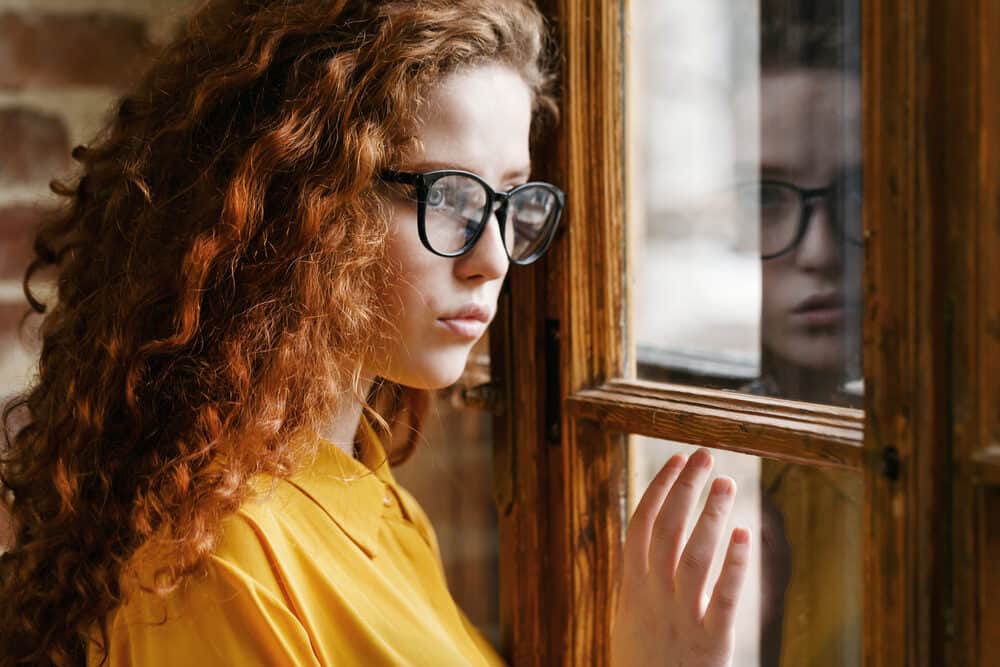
437, 303, 492, 340
791, 292, 845, 327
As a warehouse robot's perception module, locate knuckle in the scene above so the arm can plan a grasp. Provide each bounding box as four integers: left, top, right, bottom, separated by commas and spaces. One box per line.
713, 592, 740, 613
727, 550, 750, 568
649, 529, 676, 556
700, 505, 725, 522
675, 477, 699, 494
679, 549, 709, 573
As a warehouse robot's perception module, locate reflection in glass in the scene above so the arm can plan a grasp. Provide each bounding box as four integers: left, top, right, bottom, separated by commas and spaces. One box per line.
630, 438, 862, 667
629, 3, 865, 664
631, 0, 864, 408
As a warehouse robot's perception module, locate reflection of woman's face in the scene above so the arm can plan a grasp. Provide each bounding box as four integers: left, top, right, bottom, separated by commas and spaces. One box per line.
365, 64, 533, 389
757, 69, 862, 372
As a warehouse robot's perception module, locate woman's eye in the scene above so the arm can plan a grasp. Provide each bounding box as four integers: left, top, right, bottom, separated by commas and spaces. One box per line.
427, 187, 446, 207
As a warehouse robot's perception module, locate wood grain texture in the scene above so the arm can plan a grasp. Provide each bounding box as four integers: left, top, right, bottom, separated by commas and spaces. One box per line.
568, 383, 864, 469
864, 0, 1000, 664
551, 0, 629, 664
603, 379, 865, 424
928, 0, 1000, 663
492, 273, 554, 666
978, 486, 1000, 667
863, 1, 942, 666
975, 0, 1000, 463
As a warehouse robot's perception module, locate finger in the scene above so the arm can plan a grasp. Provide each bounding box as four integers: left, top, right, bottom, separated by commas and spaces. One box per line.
676, 476, 737, 615
649, 448, 714, 580
704, 527, 752, 635
623, 454, 687, 577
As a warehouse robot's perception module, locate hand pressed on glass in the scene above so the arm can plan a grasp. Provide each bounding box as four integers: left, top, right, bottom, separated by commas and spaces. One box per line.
611, 449, 751, 667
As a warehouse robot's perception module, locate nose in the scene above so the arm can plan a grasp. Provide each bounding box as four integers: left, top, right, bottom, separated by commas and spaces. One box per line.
794, 199, 841, 272
454, 210, 510, 282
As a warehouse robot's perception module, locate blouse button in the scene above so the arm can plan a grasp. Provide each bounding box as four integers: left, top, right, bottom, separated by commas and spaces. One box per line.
383, 494, 393, 507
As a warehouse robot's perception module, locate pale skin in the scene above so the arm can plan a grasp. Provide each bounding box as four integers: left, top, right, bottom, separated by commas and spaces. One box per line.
323, 63, 750, 666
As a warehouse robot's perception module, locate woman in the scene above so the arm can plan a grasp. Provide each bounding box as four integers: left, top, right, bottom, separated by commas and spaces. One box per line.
0, 1, 749, 665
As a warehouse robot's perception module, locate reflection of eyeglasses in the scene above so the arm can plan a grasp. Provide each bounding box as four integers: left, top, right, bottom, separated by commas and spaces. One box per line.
382, 169, 566, 266
733, 170, 864, 259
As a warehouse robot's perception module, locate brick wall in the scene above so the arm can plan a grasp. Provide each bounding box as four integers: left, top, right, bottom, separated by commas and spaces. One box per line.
0, 0, 194, 394
0, 0, 194, 552
0, 0, 501, 646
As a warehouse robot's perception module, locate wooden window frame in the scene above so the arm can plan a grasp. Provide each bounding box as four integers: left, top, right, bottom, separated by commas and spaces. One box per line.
491, 1, 998, 666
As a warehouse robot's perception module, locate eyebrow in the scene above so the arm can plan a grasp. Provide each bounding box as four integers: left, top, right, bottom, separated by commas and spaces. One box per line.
403, 160, 533, 183
755, 163, 796, 180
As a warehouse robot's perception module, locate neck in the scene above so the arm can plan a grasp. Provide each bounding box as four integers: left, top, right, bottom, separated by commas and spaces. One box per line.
318, 375, 376, 458
760, 352, 847, 406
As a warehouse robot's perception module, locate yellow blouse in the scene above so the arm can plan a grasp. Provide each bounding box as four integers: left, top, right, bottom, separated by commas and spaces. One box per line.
91, 429, 506, 666
761, 461, 863, 667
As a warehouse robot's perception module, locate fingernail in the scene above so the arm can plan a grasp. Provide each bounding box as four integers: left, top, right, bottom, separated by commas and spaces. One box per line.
692, 449, 713, 468
711, 477, 734, 496
733, 528, 751, 544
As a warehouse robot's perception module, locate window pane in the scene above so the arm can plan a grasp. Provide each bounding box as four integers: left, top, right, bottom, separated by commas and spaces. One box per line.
393, 337, 500, 648
630, 438, 862, 666
630, 0, 864, 408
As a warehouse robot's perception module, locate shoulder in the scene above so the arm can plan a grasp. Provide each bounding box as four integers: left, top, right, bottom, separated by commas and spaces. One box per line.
93, 490, 319, 667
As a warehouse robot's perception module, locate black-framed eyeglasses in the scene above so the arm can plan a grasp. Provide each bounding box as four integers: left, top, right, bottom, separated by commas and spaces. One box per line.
381, 169, 566, 266
733, 169, 864, 259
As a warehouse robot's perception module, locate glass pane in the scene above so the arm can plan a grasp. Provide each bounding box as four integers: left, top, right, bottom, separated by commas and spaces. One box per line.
630, 438, 862, 666
630, 0, 864, 407
393, 336, 500, 648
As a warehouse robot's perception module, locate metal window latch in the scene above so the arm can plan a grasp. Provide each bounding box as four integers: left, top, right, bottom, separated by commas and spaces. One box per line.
881, 446, 901, 481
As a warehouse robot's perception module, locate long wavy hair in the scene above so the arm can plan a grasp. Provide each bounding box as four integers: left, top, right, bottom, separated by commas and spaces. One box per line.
0, 1, 555, 664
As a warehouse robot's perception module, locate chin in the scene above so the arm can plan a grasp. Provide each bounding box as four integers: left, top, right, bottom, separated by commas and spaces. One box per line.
781, 340, 846, 372
390, 351, 473, 390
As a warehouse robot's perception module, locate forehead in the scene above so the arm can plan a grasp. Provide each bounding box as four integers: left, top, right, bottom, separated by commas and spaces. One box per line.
407, 64, 534, 181
737, 69, 861, 183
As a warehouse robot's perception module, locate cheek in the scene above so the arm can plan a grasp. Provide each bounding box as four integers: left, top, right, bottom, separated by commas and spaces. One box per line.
387, 255, 438, 326
385, 215, 433, 307
761, 262, 795, 318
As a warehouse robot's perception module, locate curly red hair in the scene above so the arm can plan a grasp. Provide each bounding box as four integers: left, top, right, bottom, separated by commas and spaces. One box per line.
0, 1, 555, 664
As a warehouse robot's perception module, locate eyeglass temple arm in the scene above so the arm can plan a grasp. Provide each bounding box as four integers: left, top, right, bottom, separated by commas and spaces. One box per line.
381, 170, 421, 185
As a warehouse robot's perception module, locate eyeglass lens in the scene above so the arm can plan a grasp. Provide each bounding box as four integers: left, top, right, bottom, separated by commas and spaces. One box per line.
735, 177, 863, 258
423, 174, 560, 262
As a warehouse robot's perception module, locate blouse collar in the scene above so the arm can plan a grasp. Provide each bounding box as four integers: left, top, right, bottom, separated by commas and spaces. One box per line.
282, 419, 403, 559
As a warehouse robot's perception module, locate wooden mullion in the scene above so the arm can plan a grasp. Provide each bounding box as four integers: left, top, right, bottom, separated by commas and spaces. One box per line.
976, 486, 1000, 667
493, 267, 554, 666
562, 419, 627, 666
864, 0, 925, 665
863, 0, 968, 665
945, 0, 1000, 662
972, 0, 1000, 468
567, 387, 864, 469
603, 379, 865, 429
549, 0, 628, 664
